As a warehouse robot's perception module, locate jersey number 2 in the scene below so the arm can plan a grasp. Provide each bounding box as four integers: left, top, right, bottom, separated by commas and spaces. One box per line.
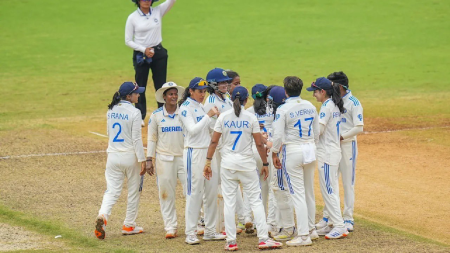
112, 122, 124, 142
230, 131, 243, 151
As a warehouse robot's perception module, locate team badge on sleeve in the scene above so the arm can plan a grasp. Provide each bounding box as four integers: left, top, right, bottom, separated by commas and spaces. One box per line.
181, 110, 187, 117
358, 114, 363, 121
320, 112, 325, 119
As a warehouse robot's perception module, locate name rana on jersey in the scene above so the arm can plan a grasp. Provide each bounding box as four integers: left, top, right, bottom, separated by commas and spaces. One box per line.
224, 120, 250, 128
161, 126, 183, 132
289, 109, 315, 118
108, 113, 129, 120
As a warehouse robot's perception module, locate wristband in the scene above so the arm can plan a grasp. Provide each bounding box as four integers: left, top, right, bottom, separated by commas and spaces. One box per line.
262, 162, 269, 166
206, 157, 212, 160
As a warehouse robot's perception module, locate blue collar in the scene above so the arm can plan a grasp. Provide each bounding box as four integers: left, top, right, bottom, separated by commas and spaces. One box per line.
120, 100, 131, 104
137, 7, 152, 16
187, 97, 200, 105
163, 105, 179, 118
342, 90, 352, 98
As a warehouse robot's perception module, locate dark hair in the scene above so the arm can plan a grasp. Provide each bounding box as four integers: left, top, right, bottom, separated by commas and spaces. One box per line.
206, 86, 215, 94
233, 96, 245, 117
178, 88, 191, 106
108, 91, 127, 110
226, 70, 239, 83
327, 71, 349, 89
134, 0, 155, 8
326, 83, 345, 113
252, 86, 269, 116
283, 76, 303, 97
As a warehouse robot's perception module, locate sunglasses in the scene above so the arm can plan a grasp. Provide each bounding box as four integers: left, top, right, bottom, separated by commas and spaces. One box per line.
128, 82, 140, 95
141, 0, 152, 2
310, 82, 323, 90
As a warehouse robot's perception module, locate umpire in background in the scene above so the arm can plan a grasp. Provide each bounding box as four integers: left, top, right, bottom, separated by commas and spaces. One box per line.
125, 0, 176, 127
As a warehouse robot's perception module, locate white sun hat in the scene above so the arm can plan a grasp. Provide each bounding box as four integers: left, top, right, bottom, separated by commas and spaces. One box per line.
155, 82, 185, 103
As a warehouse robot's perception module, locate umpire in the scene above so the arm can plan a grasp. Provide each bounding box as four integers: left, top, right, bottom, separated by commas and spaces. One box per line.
125, 0, 176, 127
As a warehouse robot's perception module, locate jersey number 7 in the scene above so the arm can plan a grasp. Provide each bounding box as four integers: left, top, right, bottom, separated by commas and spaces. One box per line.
230, 131, 243, 151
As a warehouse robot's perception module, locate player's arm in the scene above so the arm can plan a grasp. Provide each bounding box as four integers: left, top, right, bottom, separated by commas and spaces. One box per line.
318, 105, 331, 136
179, 107, 212, 134
146, 113, 158, 176
342, 103, 364, 140
312, 108, 320, 145
159, 0, 176, 17
270, 109, 286, 169
132, 111, 147, 175
204, 117, 223, 180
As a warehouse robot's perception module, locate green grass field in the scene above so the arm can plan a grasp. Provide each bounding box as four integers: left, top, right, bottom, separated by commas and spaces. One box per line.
1, 0, 450, 252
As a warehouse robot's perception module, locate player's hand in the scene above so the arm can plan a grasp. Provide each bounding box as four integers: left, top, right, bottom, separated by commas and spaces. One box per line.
261, 165, 269, 181
340, 135, 344, 141
140, 162, 147, 176
203, 159, 212, 180
272, 153, 281, 169
207, 106, 219, 117
145, 48, 155, 58
266, 141, 273, 149
146, 160, 154, 176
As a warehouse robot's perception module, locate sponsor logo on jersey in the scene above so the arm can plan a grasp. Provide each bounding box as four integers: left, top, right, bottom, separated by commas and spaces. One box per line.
358, 114, 363, 121
196, 116, 204, 122
320, 112, 325, 119
181, 110, 187, 117
333, 112, 340, 118
341, 118, 347, 123
224, 120, 250, 128
162, 126, 182, 132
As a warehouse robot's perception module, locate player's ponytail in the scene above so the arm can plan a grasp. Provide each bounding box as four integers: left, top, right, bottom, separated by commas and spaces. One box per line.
178, 88, 191, 106
233, 96, 242, 117
327, 83, 345, 113
108, 91, 122, 110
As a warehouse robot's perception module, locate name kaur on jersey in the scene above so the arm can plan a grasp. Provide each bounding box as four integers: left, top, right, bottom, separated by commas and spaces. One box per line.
108, 112, 129, 120
224, 120, 250, 128
289, 109, 315, 118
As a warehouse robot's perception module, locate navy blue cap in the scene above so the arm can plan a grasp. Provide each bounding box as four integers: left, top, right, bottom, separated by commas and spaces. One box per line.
268, 86, 286, 104
189, 77, 209, 90
251, 84, 267, 99
232, 86, 249, 101
119, 82, 145, 96
206, 68, 232, 83
306, 77, 333, 91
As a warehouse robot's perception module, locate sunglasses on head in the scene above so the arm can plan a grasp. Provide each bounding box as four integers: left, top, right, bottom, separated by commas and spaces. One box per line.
128, 82, 140, 95
196, 80, 208, 87
311, 82, 323, 90
141, 0, 152, 2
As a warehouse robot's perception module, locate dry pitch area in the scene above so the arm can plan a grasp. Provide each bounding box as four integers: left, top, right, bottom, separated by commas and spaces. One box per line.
0, 116, 449, 252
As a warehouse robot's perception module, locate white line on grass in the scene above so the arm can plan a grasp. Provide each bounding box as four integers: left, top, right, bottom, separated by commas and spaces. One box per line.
363, 126, 449, 135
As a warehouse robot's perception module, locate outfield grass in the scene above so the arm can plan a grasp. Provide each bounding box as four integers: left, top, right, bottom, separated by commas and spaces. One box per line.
1, 0, 449, 127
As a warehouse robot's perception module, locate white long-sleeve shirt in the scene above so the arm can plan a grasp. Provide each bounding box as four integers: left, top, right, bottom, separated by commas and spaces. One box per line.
204, 93, 233, 149
106, 101, 146, 162
147, 105, 184, 158
214, 108, 260, 171
271, 96, 319, 153
317, 99, 342, 165
125, 0, 176, 53
340, 90, 364, 142
179, 97, 212, 149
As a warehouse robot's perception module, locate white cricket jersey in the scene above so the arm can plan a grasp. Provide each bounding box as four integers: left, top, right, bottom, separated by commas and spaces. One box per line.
317, 99, 342, 165
125, 0, 176, 53
214, 108, 260, 171
147, 105, 184, 157
106, 101, 146, 162
204, 93, 233, 149
340, 91, 364, 143
271, 97, 319, 153
179, 97, 211, 149
246, 104, 274, 138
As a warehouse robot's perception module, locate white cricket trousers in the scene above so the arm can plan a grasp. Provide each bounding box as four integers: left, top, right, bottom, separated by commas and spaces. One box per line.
184, 148, 217, 236
323, 140, 358, 222
155, 155, 186, 232
279, 145, 315, 235
271, 152, 295, 230
318, 161, 345, 228
221, 168, 269, 243
99, 152, 141, 227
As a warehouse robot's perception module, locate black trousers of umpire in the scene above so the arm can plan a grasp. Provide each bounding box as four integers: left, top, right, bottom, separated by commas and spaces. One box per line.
133, 44, 168, 120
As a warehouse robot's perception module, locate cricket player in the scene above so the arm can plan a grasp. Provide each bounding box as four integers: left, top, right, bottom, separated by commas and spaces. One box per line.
271, 76, 320, 246
146, 82, 186, 239
178, 77, 226, 245
306, 77, 348, 239
316, 72, 364, 232
95, 82, 147, 240
204, 86, 283, 251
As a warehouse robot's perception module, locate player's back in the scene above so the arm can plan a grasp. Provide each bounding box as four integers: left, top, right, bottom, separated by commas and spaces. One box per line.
279, 97, 318, 144
214, 109, 259, 171
106, 101, 141, 153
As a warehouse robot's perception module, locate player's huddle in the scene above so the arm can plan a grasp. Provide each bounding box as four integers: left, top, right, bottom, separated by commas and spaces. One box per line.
95, 68, 364, 251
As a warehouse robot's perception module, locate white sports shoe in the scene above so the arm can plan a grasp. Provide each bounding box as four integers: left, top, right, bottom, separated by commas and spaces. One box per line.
203, 232, 227, 241
309, 228, 319, 240
325, 227, 349, 239
121, 225, 144, 235
315, 217, 329, 230
258, 238, 283, 249
165, 229, 177, 239
286, 235, 312, 246
185, 234, 200, 245
344, 220, 354, 232
274, 227, 296, 241
317, 225, 332, 236
268, 224, 279, 238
